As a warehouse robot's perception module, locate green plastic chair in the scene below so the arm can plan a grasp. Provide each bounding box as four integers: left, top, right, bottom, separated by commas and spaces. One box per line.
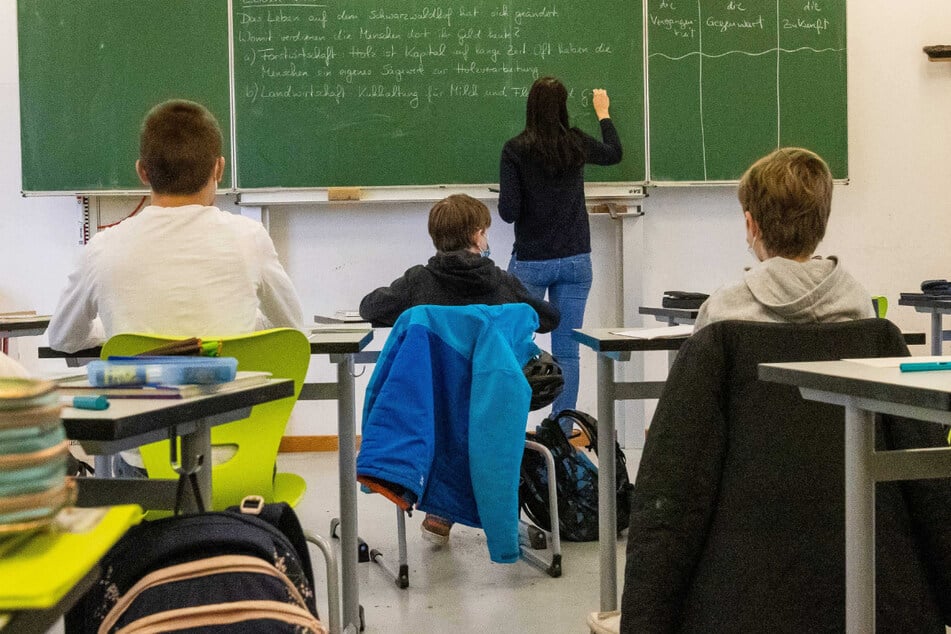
872, 295, 888, 318
100, 328, 311, 510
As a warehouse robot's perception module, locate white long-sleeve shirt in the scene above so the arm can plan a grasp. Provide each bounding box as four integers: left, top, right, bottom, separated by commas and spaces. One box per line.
48, 205, 304, 352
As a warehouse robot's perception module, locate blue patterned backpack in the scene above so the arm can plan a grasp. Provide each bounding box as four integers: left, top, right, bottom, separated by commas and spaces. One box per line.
519, 409, 633, 542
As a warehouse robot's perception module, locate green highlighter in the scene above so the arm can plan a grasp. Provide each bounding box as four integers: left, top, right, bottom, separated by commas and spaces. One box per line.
899, 361, 951, 373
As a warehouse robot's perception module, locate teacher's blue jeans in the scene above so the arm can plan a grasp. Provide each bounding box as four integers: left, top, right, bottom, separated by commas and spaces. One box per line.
508, 253, 592, 429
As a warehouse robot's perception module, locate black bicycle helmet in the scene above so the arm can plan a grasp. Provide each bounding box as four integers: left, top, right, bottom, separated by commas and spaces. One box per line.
523, 350, 564, 411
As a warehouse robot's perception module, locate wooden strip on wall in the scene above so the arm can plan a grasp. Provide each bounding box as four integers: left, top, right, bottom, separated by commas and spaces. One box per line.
279, 436, 362, 453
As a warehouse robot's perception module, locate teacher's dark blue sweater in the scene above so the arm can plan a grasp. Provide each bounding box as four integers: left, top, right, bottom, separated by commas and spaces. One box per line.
498, 118, 622, 261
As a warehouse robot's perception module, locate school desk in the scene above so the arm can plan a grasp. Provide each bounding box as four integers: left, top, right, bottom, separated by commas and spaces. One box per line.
639, 306, 927, 345
0, 313, 50, 339
898, 294, 951, 355
758, 359, 951, 634
0, 505, 140, 634
0, 312, 50, 356
43, 333, 371, 633
637, 305, 699, 326
37, 346, 101, 367
63, 379, 293, 512
303, 328, 374, 633
636, 305, 699, 368
572, 328, 687, 612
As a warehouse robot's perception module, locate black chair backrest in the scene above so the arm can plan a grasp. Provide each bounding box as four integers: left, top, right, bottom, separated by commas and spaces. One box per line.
626, 318, 951, 632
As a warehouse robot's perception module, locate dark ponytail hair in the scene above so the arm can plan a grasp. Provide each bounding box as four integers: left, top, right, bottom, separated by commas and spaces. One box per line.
516, 76, 586, 176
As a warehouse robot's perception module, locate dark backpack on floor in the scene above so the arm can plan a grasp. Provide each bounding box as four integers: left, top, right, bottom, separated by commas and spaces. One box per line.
519, 409, 633, 542
66, 498, 326, 633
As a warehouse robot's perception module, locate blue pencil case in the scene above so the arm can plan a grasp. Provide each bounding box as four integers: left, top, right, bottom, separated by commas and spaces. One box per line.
88, 356, 238, 387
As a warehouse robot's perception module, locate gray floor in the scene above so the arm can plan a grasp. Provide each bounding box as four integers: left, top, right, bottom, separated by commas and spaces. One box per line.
45, 448, 637, 634
280, 449, 639, 634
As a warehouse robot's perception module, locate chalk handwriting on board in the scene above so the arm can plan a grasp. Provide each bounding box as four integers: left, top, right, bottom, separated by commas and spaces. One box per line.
646, 0, 846, 181
234, 2, 610, 111
231, 0, 644, 187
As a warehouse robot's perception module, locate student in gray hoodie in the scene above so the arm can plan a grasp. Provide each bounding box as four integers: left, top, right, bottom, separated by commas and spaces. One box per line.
693, 147, 874, 330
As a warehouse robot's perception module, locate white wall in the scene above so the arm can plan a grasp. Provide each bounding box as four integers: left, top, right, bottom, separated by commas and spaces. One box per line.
4, 2, 951, 441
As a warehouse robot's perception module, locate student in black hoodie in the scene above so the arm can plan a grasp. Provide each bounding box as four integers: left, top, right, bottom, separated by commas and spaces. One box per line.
360, 193, 560, 545
360, 194, 559, 334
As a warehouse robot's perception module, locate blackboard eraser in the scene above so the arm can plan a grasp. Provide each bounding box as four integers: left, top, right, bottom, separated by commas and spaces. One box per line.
328, 187, 362, 201
590, 203, 628, 213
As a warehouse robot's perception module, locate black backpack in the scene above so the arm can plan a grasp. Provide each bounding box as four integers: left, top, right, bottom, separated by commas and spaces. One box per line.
66, 499, 326, 633
519, 409, 633, 542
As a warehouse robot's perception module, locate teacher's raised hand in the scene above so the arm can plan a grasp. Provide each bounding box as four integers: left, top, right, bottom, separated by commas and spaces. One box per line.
592, 88, 611, 120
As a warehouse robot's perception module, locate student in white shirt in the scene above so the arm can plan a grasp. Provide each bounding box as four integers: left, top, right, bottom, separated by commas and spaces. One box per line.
47, 99, 303, 353
46, 99, 304, 475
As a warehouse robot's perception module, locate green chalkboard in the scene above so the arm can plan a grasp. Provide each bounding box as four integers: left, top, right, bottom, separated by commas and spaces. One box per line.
17, 0, 231, 193
18, 0, 847, 191
231, 0, 644, 188
646, 0, 847, 182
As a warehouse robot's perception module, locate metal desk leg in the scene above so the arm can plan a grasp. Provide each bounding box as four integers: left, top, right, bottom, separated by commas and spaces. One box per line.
336, 354, 360, 632
932, 312, 943, 356
843, 404, 876, 634
94, 455, 116, 477
179, 424, 212, 512
597, 353, 618, 612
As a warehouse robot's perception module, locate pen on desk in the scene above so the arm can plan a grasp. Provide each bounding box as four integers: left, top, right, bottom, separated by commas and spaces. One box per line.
60, 395, 110, 410
899, 361, 951, 373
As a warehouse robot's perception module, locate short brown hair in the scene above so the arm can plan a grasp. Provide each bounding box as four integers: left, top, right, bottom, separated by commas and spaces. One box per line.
428, 194, 491, 252
139, 99, 222, 195
739, 147, 833, 259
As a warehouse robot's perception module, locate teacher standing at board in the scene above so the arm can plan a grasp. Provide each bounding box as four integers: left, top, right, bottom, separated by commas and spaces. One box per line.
498, 76, 622, 427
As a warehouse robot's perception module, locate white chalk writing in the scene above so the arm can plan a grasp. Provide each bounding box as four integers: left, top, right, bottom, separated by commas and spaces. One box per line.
234, 2, 603, 110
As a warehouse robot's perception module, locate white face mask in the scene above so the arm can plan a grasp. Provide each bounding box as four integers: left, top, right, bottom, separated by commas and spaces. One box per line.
474, 230, 490, 258
747, 236, 762, 262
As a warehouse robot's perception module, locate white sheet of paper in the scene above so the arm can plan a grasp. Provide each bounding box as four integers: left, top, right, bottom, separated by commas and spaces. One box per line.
609, 324, 694, 339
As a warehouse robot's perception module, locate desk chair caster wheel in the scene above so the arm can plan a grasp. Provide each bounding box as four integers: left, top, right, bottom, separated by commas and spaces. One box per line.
330, 517, 370, 563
